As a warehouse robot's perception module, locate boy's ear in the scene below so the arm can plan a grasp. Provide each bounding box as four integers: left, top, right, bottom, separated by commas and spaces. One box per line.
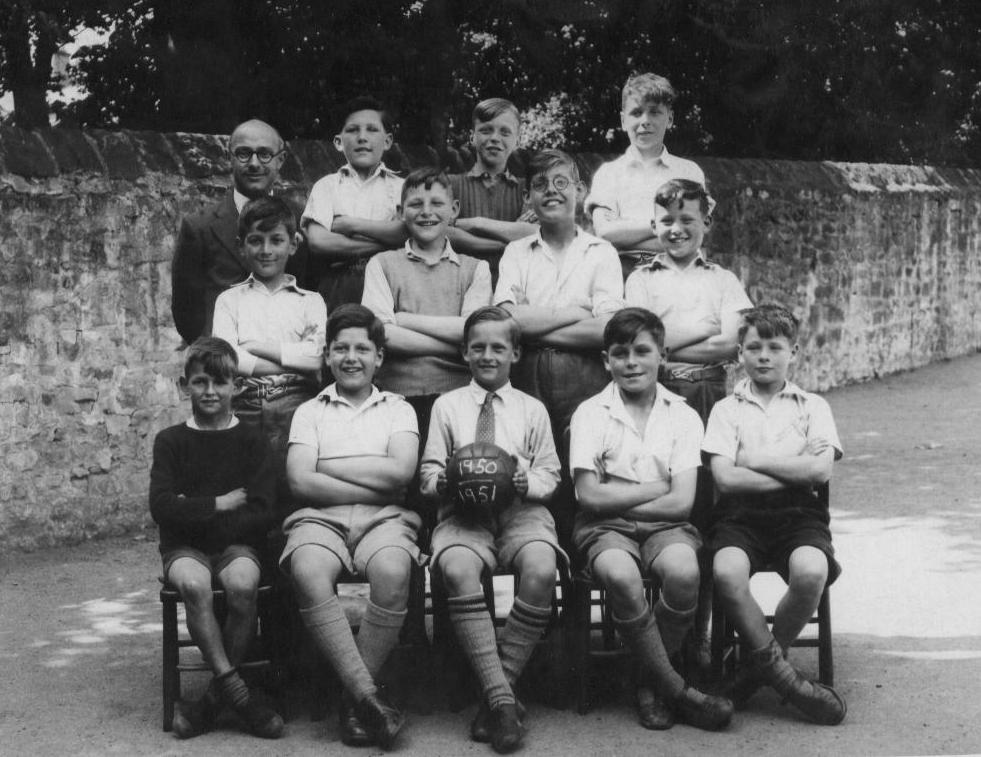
601, 349, 611, 373
233, 376, 246, 397
290, 232, 301, 255
332, 135, 344, 153
450, 198, 460, 223
177, 375, 189, 396
383, 131, 394, 150
790, 342, 800, 362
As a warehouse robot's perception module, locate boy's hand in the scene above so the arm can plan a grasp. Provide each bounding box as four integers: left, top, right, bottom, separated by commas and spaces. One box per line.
512, 468, 529, 497
806, 438, 831, 456
216, 487, 247, 511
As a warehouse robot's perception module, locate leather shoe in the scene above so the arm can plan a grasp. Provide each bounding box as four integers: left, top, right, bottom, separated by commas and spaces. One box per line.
340, 697, 372, 747
489, 702, 525, 754
636, 685, 674, 730
355, 692, 405, 750
472, 697, 526, 743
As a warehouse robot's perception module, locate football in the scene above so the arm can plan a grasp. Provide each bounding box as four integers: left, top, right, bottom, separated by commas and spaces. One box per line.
445, 442, 517, 519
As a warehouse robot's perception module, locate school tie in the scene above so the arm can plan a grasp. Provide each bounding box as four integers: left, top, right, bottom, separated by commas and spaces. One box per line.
476, 392, 497, 445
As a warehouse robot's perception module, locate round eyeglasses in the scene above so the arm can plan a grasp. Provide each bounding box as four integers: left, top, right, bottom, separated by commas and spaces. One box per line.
529, 174, 573, 193
231, 148, 285, 164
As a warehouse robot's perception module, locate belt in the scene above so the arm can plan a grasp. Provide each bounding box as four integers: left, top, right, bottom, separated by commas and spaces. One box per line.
661, 363, 727, 383
238, 373, 317, 401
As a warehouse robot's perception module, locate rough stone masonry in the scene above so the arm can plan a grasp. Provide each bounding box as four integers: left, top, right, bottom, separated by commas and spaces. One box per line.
1, 126, 979, 550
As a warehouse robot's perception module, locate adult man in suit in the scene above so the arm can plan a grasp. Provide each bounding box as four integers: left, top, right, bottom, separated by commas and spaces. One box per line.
172, 119, 302, 345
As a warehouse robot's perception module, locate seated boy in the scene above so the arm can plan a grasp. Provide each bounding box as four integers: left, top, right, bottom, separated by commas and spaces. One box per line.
494, 148, 623, 543
586, 73, 706, 280
362, 166, 492, 443
446, 98, 538, 281
280, 304, 421, 749
302, 96, 408, 311
212, 196, 326, 501
704, 304, 846, 725
420, 306, 562, 754
570, 308, 732, 732
149, 336, 284, 739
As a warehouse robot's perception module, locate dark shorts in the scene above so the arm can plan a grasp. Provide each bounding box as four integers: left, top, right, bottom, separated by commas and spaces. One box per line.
711, 488, 841, 585
161, 544, 262, 585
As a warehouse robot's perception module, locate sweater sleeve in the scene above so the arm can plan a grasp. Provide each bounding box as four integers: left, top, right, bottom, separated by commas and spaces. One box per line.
148, 429, 218, 528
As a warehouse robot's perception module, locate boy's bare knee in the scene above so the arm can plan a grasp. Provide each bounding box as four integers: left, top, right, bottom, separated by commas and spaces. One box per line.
289, 545, 342, 602
787, 549, 828, 599
513, 543, 557, 601
366, 548, 412, 608
713, 548, 751, 597
437, 547, 483, 596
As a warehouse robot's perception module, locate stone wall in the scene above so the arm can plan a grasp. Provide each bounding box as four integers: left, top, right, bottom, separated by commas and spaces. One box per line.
1, 126, 979, 550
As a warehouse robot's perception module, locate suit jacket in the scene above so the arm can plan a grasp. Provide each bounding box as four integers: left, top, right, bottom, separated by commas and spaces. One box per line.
170, 191, 310, 344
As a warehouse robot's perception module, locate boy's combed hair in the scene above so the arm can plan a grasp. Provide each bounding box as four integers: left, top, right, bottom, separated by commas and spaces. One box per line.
525, 148, 580, 190
463, 305, 522, 347
401, 166, 454, 205
473, 97, 520, 124
238, 196, 297, 239
622, 73, 677, 109
738, 303, 800, 344
603, 307, 666, 351
184, 336, 238, 378
338, 94, 394, 133
327, 303, 386, 349
655, 178, 715, 218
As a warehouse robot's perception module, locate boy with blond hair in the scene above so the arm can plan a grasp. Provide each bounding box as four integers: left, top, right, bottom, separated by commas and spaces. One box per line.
587, 73, 705, 279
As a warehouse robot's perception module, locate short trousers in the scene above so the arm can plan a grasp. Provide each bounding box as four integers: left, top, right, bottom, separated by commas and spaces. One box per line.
162, 544, 262, 586
431, 503, 568, 575
573, 514, 703, 576
711, 488, 841, 585
279, 504, 423, 577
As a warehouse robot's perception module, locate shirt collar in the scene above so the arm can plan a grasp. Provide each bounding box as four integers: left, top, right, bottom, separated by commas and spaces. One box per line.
318, 383, 388, 410
186, 414, 239, 430
597, 381, 685, 430
623, 144, 673, 167
732, 377, 807, 405
638, 251, 711, 272
467, 380, 513, 404
339, 162, 398, 181
466, 164, 520, 184
238, 272, 302, 293
529, 226, 592, 258
232, 189, 252, 214
403, 238, 460, 265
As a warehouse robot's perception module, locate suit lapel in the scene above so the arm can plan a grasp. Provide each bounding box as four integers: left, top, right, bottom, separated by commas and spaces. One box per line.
210, 192, 249, 275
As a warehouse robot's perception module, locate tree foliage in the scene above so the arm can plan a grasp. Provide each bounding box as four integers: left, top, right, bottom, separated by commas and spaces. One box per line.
2, 0, 980, 165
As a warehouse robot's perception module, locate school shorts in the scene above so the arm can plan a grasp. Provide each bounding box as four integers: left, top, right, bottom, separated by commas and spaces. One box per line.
431, 503, 568, 575
162, 544, 262, 585
573, 514, 703, 576
711, 488, 842, 585
510, 346, 608, 450
279, 504, 423, 576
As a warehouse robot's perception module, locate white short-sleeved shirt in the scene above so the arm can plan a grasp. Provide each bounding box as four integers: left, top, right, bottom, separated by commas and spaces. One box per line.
289, 384, 418, 461
570, 382, 703, 485
419, 381, 560, 505
301, 163, 403, 230
212, 274, 327, 376
625, 252, 753, 344
493, 228, 624, 315
585, 146, 705, 223
702, 378, 843, 463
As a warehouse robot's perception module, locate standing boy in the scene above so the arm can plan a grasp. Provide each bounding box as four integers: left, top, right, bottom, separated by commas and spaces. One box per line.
420, 306, 562, 754
704, 304, 846, 725
570, 308, 732, 731
303, 96, 407, 311
149, 337, 284, 740
212, 197, 326, 502
586, 73, 705, 280
281, 304, 421, 749
362, 167, 492, 442
447, 98, 538, 280
494, 149, 623, 543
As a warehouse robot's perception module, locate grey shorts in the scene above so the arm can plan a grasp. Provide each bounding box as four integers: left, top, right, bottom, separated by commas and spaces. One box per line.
279, 504, 423, 577
574, 514, 702, 575
162, 544, 262, 586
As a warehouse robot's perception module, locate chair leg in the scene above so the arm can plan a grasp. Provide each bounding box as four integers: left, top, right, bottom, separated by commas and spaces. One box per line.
573, 582, 593, 714
161, 594, 180, 732
817, 587, 833, 686
710, 591, 726, 683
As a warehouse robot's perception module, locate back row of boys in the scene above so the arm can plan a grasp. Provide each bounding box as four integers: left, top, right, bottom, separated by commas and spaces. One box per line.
155, 73, 846, 750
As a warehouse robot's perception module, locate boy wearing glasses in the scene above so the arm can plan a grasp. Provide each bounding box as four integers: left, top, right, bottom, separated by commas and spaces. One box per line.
494, 149, 624, 542
172, 119, 305, 344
